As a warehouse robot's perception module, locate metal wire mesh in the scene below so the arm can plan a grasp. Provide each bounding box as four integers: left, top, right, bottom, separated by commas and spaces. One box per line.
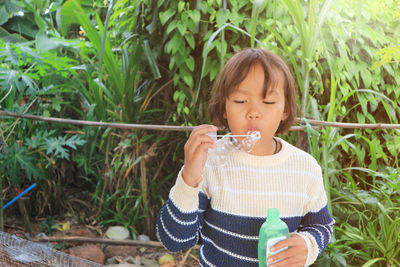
0, 231, 104, 267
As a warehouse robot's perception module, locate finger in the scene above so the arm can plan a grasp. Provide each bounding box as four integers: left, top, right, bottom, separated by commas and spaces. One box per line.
186, 125, 217, 148
185, 134, 216, 155
268, 256, 304, 267
270, 239, 290, 253
268, 246, 306, 267
195, 142, 216, 155
188, 134, 215, 149
185, 126, 217, 153
192, 124, 218, 136
192, 124, 217, 133
271, 234, 301, 251
269, 246, 296, 261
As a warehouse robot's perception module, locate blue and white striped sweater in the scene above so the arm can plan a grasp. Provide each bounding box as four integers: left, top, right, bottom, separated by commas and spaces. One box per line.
157, 138, 335, 266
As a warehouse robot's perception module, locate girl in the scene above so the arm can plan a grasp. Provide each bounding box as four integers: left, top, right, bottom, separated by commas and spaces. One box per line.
156, 48, 334, 266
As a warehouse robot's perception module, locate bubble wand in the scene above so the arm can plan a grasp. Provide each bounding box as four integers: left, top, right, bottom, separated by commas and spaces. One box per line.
207, 131, 262, 166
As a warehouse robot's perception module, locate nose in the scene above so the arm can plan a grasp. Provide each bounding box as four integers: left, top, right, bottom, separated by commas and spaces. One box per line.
246, 109, 261, 120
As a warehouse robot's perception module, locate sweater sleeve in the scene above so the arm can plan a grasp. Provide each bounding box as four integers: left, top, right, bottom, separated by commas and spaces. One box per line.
295, 166, 335, 266
156, 168, 209, 252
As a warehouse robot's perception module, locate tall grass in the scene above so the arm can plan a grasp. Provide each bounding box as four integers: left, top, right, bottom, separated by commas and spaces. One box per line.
280, 0, 333, 116
58, 0, 167, 236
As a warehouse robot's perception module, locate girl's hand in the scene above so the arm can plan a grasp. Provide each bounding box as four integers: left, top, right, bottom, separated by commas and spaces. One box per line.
267, 233, 308, 267
182, 125, 217, 187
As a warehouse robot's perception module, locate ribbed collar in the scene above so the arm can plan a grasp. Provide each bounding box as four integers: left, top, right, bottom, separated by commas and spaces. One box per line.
229, 137, 292, 167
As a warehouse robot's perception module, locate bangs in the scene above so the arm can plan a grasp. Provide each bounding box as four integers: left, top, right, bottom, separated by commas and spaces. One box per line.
224, 63, 254, 96
225, 61, 285, 100
263, 64, 285, 98
222, 51, 286, 99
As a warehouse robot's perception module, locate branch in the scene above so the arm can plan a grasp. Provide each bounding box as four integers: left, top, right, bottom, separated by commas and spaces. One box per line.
0, 110, 193, 131
32, 236, 200, 249
1, 110, 399, 131
293, 118, 400, 129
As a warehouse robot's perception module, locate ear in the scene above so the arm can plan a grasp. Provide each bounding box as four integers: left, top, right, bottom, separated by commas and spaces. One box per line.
281, 106, 289, 121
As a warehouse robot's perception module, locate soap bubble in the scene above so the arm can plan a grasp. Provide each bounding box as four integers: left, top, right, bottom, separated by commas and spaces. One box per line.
206, 131, 261, 166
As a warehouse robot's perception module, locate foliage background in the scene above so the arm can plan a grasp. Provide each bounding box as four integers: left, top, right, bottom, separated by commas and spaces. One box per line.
0, 0, 399, 266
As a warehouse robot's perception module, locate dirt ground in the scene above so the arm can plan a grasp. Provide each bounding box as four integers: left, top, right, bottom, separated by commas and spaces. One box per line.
3, 214, 200, 267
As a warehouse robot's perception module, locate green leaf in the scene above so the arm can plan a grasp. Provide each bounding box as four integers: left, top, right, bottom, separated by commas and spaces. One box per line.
4, 15, 38, 39
178, 2, 185, 13
178, 91, 185, 102
191, 10, 200, 24
182, 73, 193, 88
171, 33, 184, 54
52, 103, 61, 112
361, 258, 386, 267
166, 20, 177, 35
46, 137, 69, 159
159, 254, 175, 264
35, 31, 70, 51
60, 0, 80, 36
0, 27, 27, 42
0, 6, 9, 26
45, 135, 86, 160
177, 101, 183, 114
176, 21, 187, 35
118, 139, 132, 148
183, 106, 189, 115
0, 144, 43, 185
165, 39, 173, 54
64, 135, 86, 150
333, 254, 346, 267
25, 130, 56, 149
143, 40, 161, 79
360, 69, 372, 89
216, 9, 227, 27
173, 91, 180, 102
199, 1, 208, 14
185, 34, 195, 49
185, 56, 195, 71
159, 9, 176, 25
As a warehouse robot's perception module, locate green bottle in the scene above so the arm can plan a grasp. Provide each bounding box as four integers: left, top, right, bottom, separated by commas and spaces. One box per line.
258, 208, 290, 267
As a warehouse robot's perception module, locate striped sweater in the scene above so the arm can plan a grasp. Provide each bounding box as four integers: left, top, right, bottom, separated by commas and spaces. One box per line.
157, 137, 335, 266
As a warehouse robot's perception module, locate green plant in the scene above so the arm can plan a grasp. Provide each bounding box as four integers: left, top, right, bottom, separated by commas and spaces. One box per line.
280, 0, 334, 117
334, 202, 400, 265
0, 143, 43, 186
40, 215, 59, 235
60, 0, 161, 123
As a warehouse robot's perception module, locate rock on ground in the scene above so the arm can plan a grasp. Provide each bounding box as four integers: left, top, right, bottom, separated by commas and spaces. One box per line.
67, 244, 105, 264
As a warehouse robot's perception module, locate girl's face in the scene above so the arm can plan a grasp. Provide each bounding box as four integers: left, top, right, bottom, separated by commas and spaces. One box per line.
224, 63, 288, 155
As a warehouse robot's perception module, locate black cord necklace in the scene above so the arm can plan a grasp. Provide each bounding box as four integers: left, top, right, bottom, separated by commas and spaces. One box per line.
273, 137, 279, 154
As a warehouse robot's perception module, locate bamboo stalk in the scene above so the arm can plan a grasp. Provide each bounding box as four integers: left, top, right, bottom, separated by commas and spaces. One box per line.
2, 110, 399, 130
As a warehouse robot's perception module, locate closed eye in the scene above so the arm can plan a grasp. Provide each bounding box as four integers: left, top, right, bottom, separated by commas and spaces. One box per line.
234, 100, 246, 103
263, 101, 275, 104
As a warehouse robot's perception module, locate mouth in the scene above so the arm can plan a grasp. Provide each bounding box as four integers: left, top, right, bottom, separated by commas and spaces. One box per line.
247, 127, 260, 133
247, 128, 261, 140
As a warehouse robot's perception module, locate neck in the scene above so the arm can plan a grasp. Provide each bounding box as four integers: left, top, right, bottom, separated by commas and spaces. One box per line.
249, 137, 278, 156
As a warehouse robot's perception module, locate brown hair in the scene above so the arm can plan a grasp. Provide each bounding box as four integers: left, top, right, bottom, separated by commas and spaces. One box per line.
208, 48, 297, 134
